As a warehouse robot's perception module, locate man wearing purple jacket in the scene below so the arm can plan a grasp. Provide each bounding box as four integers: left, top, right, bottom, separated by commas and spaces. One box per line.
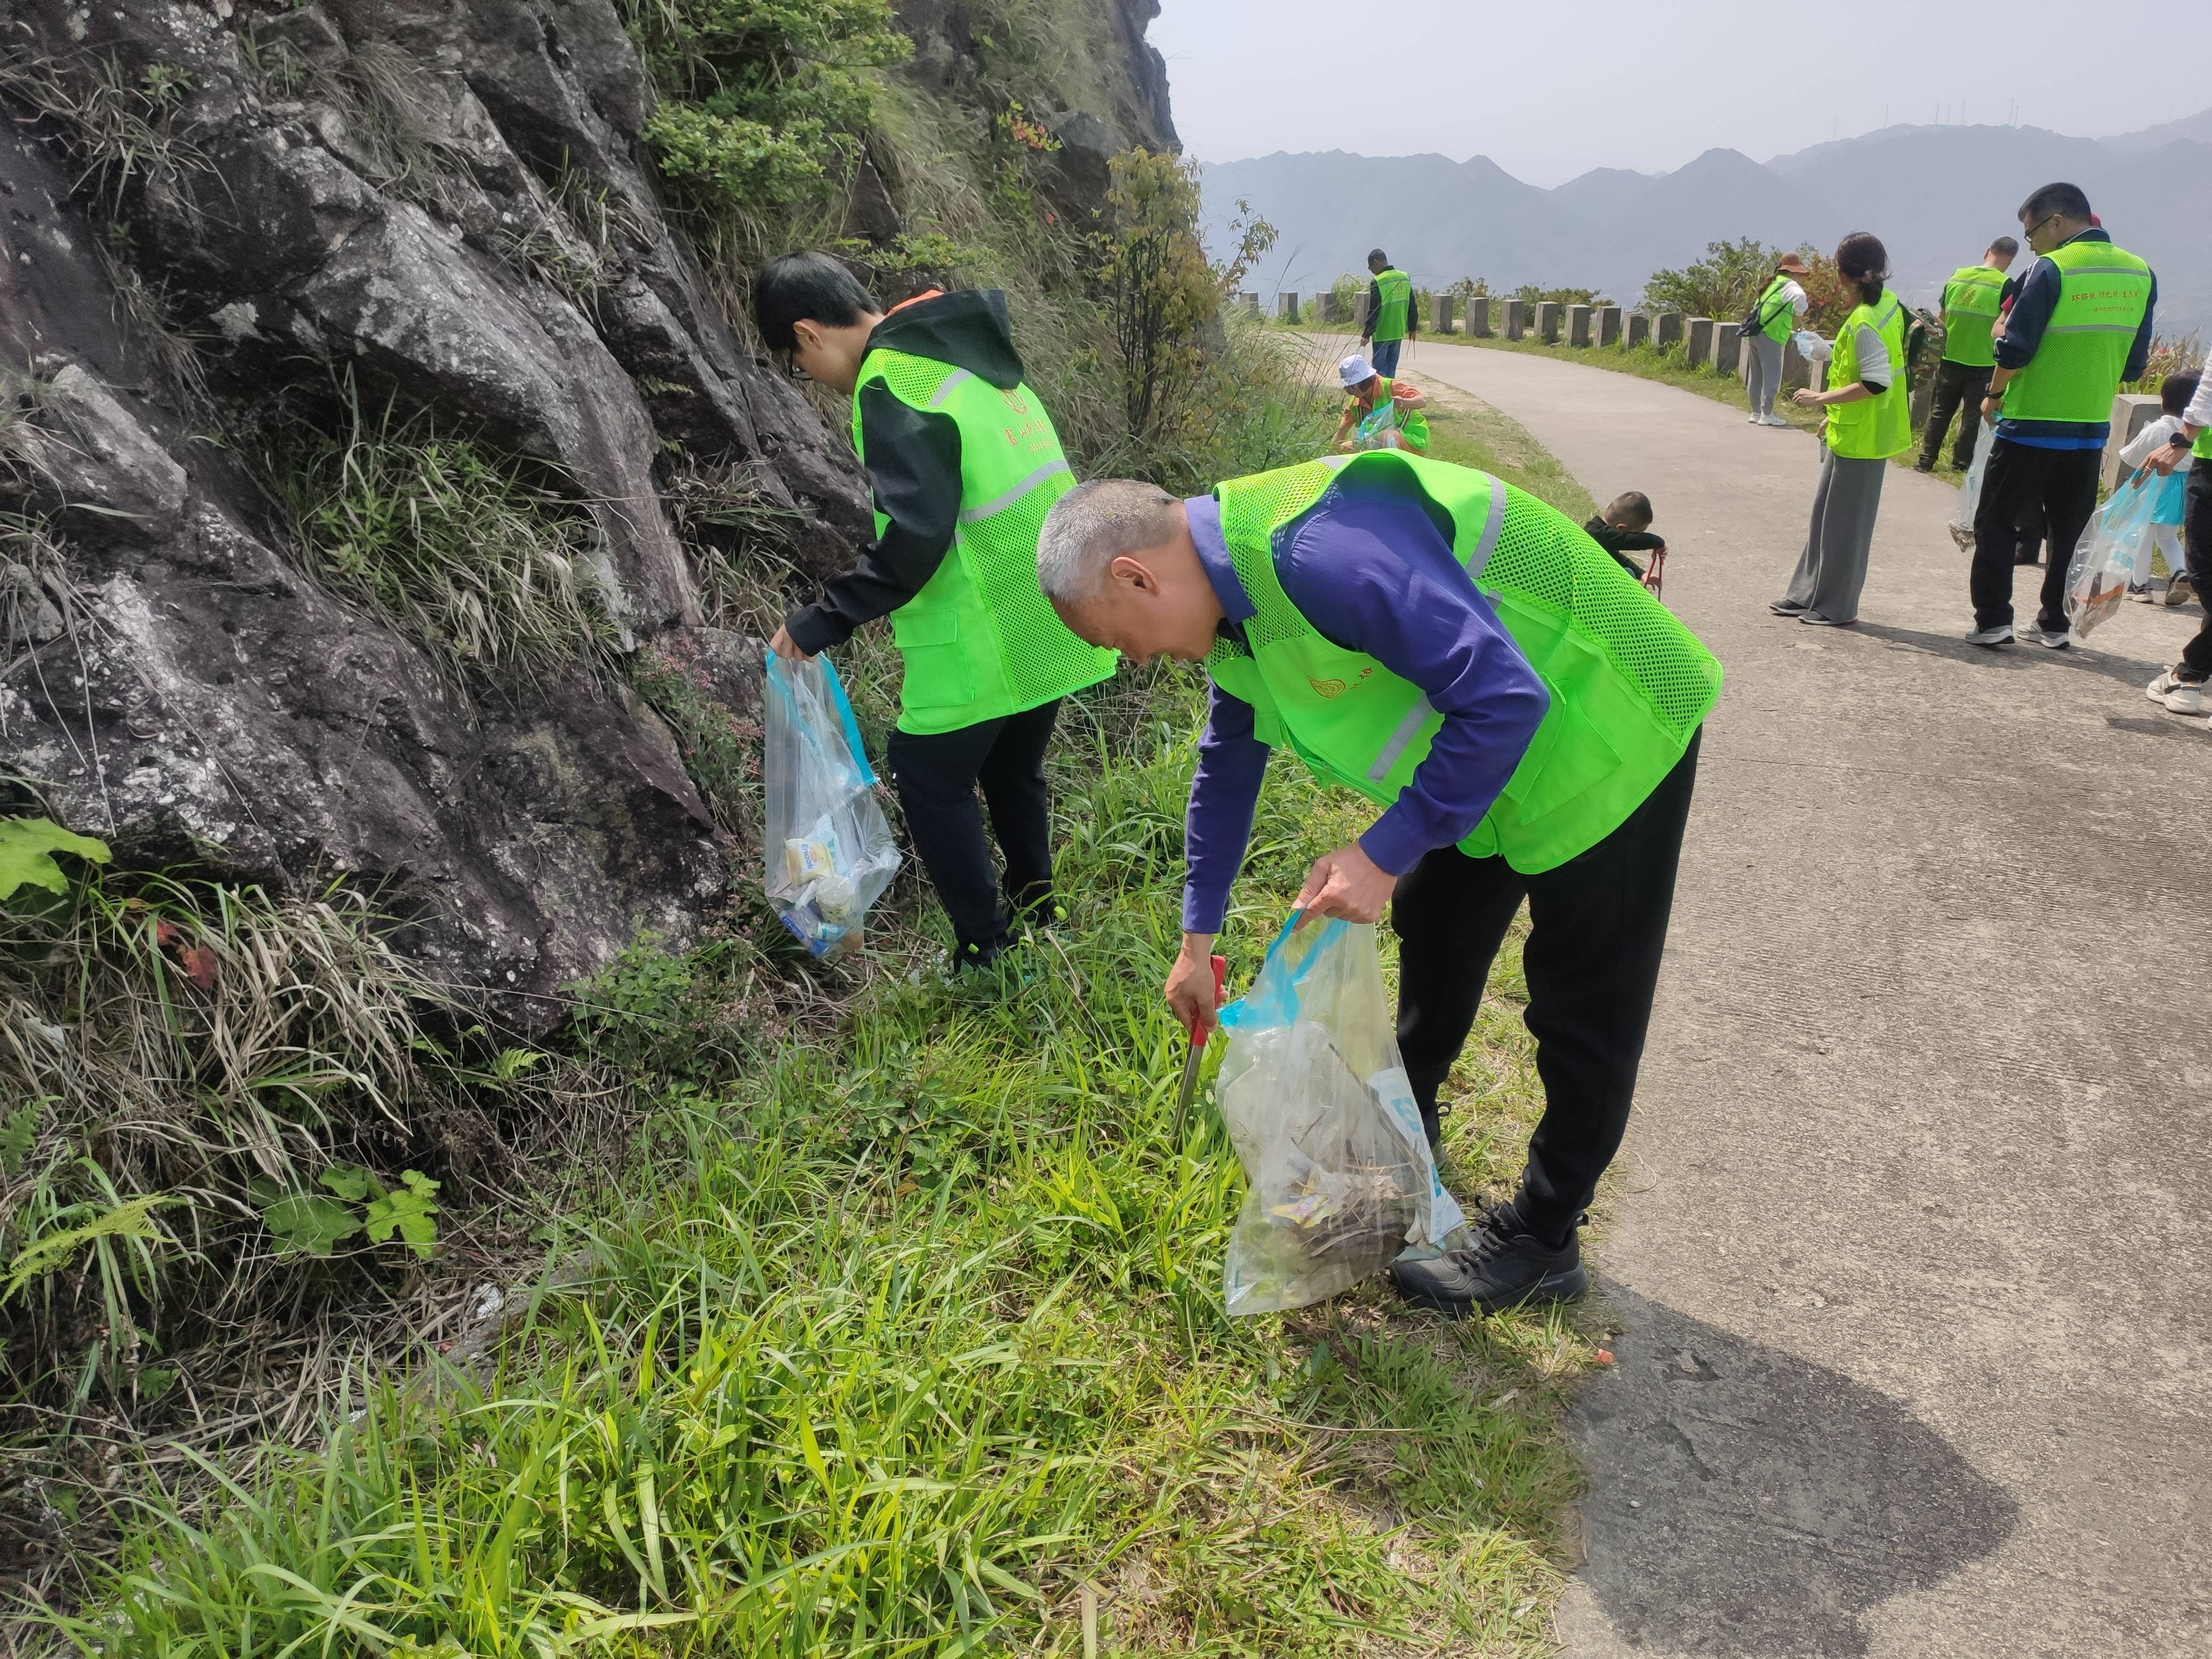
1037, 452, 1720, 1317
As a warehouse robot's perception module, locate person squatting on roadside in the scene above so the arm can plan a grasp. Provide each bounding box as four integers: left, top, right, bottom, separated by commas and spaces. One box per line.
1359, 249, 1418, 379
1032, 452, 1721, 1316
1584, 491, 1668, 593
1965, 182, 2157, 650
2141, 368, 2212, 718
1771, 233, 1912, 629
1916, 237, 2017, 472
753, 254, 1117, 970
1745, 252, 1811, 427
1332, 353, 1430, 453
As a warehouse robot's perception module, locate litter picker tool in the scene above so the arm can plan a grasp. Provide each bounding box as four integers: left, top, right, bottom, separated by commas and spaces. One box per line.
1170, 954, 1227, 1140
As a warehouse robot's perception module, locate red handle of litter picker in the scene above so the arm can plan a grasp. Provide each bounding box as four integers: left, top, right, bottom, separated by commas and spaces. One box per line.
1190, 954, 1227, 1049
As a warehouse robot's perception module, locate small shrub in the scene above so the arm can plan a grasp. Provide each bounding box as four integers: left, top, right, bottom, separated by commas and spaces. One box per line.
1640, 237, 1796, 321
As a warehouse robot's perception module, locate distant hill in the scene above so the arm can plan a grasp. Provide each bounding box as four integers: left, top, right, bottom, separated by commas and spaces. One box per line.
1202, 110, 2212, 334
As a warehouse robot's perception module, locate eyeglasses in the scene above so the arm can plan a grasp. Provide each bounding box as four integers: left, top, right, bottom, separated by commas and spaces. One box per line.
2023, 212, 2062, 242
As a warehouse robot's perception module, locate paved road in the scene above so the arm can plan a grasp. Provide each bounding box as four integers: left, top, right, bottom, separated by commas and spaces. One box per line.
1385, 340, 2212, 1657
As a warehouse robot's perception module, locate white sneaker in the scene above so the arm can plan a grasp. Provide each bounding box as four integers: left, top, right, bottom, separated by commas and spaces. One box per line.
1964, 623, 2013, 647
2127, 585, 2154, 603
1747, 414, 1764, 424
2147, 669, 2208, 713
1765, 414, 1792, 427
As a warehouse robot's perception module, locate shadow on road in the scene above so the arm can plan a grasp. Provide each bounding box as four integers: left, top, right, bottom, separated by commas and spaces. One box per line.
1850, 618, 2169, 688
1568, 1283, 2018, 1657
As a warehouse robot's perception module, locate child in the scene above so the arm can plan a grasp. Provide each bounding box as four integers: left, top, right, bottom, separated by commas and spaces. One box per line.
1583, 491, 1669, 596
2117, 370, 2199, 604
1331, 354, 1429, 453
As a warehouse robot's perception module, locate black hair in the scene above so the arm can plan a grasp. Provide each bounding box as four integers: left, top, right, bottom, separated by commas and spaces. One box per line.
1834, 231, 1889, 309
752, 252, 880, 353
1987, 235, 2020, 259
2163, 370, 2201, 416
1368, 248, 1389, 267
1604, 490, 1653, 530
2017, 181, 2092, 228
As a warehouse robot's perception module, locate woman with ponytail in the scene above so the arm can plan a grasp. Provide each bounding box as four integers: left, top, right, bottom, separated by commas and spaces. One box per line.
1770, 232, 1913, 627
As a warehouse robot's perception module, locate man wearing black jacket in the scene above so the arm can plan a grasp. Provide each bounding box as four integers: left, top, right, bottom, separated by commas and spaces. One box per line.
755, 255, 1116, 967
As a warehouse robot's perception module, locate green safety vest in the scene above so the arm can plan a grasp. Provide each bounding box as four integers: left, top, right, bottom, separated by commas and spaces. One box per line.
853, 347, 1117, 735
1939, 265, 2005, 368
1827, 290, 1912, 461
2001, 241, 2153, 425
2196, 425, 2212, 462
1350, 382, 1430, 452
1370, 268, 1412, 342
1754, 274, 1798, 344
1204, 452, 1721, 873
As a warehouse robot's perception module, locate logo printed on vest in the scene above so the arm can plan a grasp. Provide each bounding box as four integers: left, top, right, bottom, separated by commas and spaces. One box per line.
1309, 666, 1374, 698
998, 388, 1031, 415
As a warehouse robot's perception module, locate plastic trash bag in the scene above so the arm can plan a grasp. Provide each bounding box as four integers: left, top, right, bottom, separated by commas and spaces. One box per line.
1792, 330, 1831, 363
1215, 916, 1465, 1316
761, 650, 902, 957
2064, 479, 2161, 641
1949, 420, 1992, 549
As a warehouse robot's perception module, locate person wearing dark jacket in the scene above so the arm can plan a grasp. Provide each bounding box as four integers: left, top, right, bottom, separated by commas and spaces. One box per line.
1583, 491, 1667, 588
755, 254, 1117, 968
1965, 185, 2157, 648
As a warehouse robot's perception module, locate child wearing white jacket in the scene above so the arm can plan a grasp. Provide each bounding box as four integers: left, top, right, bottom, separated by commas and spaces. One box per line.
2118, 370, 2198, 604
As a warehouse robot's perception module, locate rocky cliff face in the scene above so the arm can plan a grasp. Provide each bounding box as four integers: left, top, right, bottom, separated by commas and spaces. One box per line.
0, 0, 1162, 1024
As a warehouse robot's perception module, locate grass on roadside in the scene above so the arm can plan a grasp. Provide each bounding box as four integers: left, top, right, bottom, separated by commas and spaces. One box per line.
39, 669, 1596, 1657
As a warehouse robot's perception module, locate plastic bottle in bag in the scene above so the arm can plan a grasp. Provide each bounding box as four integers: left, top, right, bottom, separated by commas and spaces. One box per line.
2064, 480, 2161, 642
761, 651, 902, 957
1215, 916, 1465, 1316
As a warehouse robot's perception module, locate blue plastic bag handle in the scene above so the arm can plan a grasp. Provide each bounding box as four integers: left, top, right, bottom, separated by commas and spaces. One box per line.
1217, 911, 1348, 1033
764, 648, 879, 788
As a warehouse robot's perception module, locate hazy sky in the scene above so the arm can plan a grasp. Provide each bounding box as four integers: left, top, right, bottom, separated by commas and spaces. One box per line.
1151, 1, 2212, 186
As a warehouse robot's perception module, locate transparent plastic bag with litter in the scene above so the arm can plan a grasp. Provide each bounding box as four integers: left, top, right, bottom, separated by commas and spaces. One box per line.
2064, 478, 2159, 641
761, 650, 902, 957
1216, 916, 1465, 1316
1949, 420, 1992, 549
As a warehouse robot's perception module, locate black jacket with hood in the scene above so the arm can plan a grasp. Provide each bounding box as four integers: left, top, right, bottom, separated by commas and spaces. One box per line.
785, 289, 1031, 656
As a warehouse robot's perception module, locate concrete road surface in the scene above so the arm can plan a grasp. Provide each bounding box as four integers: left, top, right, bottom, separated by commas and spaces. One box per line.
1367, 338, 2212, 1657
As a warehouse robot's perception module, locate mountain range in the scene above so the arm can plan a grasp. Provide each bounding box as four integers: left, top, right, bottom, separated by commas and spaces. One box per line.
1200, 111, 2212, 333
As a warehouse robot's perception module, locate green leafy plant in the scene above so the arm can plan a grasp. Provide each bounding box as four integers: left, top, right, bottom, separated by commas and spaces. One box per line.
0, 817, 109, 902
251, 1165, 440, 1260
1639, 237, 1797, 320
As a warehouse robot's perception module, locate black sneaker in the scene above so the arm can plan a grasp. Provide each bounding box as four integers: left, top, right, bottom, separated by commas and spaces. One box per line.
1389, 1203, 1589, 1317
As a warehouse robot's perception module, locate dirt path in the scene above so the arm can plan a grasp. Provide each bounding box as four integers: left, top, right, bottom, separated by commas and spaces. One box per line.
1338, 336, 2212, 1656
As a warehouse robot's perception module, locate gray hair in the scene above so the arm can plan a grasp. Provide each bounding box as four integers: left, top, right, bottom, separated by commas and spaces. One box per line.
1036, 479, 1183, 606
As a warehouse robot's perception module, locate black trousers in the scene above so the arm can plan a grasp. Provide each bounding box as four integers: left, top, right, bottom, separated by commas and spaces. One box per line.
884, 699, 1060, 959
2182, 467, 2212, 679
1391, 728, 1702, 1245
1970, 440, 2101, 630
1918, 359, 1991, 470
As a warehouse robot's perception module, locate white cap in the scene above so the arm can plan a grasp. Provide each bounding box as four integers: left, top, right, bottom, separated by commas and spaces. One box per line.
1338, 353, 1375, 389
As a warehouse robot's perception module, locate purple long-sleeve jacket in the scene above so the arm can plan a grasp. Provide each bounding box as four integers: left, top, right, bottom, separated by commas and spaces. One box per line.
1182, 473, 1550, 934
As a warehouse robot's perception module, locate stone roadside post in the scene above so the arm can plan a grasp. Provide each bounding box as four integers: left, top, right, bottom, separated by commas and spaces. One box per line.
1655, 312, 1683, 352
1505, 300, 1529, 340
2103, 393, 2165, 493
1354, 290, 1371, 331
1537, 301, 1562, 343
1278, 293, 1300, 324
1567, 304, 1592, 347
1626, 311, 1650, 348
1782, 332, 1811, 392
1468, 296, 1493, 338
1713, 321, 1741, 375
1240, 291, 1260, 318
1432, 293, 1454, 334
1595, 305, 1621, 347
1684, 317, 1714, 367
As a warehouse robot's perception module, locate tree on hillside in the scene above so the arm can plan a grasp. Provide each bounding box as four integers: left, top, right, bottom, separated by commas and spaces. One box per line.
1640, 237, 1804, 322
1510, 283, 1603, 308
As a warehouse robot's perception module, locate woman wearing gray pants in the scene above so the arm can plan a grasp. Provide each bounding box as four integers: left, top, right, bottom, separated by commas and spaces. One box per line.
1770, 233, 1913, 626
1744, 252, 1810, 426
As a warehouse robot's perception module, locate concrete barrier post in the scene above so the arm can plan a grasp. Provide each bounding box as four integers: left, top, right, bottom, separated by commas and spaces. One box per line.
2103, 393, 2164, 493
1278, 293, 1300, 324
1567, 304, 1592, 346
1655, 311, 1683, 352
1712, 322, 1741, 375
1504, 300, 1528, 340
1684, 317, 1714, 367
1432, 294, 1454, 333
1595, 305, 1621, 347
1625, 311, 1650, 348
1468, 296, 1492, 338
1353, 291, 1371, 330
1537, 301, 1562, 343
1782, 333, 1811, 391
1241, 291, 1260, 318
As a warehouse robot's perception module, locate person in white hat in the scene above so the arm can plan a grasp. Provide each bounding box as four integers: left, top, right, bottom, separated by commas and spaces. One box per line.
1330, 353, 1430, 455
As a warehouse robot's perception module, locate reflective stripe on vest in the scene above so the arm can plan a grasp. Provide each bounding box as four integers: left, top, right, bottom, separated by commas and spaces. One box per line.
2002, 242, 2153, 425
1371, 269, 1412, 341
1826, 291, 1913, 461
1940, 266, 2005, 367
1756, 275, 1797, 343
853, 347, 1117, 735
1202, 452, 1721, 874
